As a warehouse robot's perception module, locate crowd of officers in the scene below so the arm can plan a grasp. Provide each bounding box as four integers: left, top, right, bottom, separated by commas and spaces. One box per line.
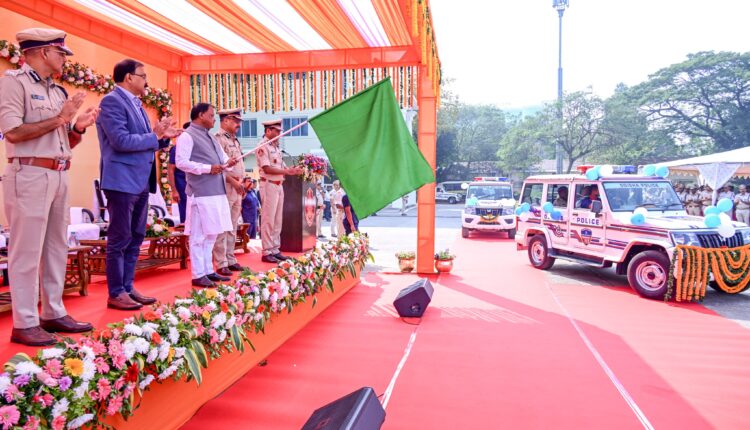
675, 183, 750, 223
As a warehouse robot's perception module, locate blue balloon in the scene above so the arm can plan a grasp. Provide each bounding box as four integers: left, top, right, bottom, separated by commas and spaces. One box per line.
705, 214, 721, 228
542, 202, 554, 213
551, 210, 563, 221
717, 198, 733, 213
630, 213, 645, 225
520, 203, 531, 212
704, 205, 720, 216
643, 165, 656, 176
656, 166, 670, 178
515, 207, 523, 216
585, 166, 600, 181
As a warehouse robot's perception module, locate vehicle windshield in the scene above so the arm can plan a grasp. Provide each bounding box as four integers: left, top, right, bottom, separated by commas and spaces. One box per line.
466, 185, 513, 201
602, 181, 683, 212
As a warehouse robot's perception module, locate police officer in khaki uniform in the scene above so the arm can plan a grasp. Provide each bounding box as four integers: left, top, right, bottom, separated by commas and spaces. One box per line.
256, 119, 302, 263
213, 108, 248, 275
0, 28, 98, 346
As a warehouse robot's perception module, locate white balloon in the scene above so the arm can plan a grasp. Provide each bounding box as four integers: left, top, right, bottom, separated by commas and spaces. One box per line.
634, 207, 648, 216
519, 211, 531, 221
599, 165, 614, 176
719, 212, 732, 223
717, 222, 736, 238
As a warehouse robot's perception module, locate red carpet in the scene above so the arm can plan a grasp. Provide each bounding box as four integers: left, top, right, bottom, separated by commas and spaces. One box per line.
182, 235, 750, 429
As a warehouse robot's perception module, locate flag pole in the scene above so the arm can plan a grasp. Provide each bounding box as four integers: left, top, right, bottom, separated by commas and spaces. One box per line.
238, 120, 309, 160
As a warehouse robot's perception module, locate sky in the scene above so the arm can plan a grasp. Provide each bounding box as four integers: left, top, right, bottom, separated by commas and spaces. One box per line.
430, 0, 750, 109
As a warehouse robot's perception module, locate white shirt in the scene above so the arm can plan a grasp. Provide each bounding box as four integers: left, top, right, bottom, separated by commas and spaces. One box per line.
175, 132, 233, 235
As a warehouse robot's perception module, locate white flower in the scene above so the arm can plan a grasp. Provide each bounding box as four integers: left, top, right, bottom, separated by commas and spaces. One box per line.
9, 56, 18, 64
160, 177, 168, 184
158, 343, 171, 361
168, 327, 179, 344
254, 313, 263, 322
139, 375, 155, 390
67, 414, 94, 429
122, 342, 136, 360
226, 316, 236, 329
219, 330, 227, 342
261, 288, 270, 301
146, 348, 158, 363
52, 398, 70, 418
158, 365, 177, 380
14, 361, 42, 375
0, 48, 8, 57
176, 307, 191, 319
174, 347, 186, 358
253, 296, 260, 307
124, 324, 143, 336
166, 314, 178, 325
78, 345, 95, 361
133, 338, 150, 354
211, 312, 227, 329
81, 360, 96, 382
153, 224, 164, 233
77, 70, 84, 78
205, 302, 217, 312
0, 375, 10, 395
41, 348, 65, 360
73, 382, 89, 399
175, 299, 194, 305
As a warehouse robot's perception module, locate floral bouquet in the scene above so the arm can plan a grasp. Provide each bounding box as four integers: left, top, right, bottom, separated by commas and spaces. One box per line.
297, 154, 328, 183
145, 215, 170, 238
434, 249, 456, 261
0, 39, 22, 65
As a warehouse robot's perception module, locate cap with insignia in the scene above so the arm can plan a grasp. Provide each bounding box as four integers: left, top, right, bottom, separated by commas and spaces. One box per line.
262, 119, 282, 131
218, 108, 242, 121
16, 28, 74, 56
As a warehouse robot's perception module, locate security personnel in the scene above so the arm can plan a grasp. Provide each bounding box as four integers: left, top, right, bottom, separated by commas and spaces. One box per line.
0, 28, 97, 345
256, 119, 302, 263
213, 108, 248, 275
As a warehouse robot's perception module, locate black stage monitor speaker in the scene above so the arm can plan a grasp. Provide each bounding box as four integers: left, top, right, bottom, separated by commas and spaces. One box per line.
393, 278, 433, 318
301, 387, 385, 430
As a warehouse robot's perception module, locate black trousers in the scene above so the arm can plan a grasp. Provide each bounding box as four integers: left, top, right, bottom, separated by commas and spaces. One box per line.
104, 189, 149, 298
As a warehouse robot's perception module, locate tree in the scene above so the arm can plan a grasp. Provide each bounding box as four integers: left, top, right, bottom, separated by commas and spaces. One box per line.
632, 51, 750, 152
497, 114, 548, 175
553, 90, 608, 172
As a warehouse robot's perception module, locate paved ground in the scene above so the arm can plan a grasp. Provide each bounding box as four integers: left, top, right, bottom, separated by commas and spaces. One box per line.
324, 202, 750, 329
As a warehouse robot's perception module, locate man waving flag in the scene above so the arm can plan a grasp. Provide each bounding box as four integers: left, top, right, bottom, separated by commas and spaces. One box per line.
309, 78, 435, 219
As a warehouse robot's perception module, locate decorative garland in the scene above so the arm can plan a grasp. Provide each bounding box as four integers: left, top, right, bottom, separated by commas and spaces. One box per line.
157, 148, 173, 206
189, 68, 419, 113
668, 244, 750, 301
0, 233, 370, 429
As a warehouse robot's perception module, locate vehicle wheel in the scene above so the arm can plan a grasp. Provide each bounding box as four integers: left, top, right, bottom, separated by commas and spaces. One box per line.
627, 250, 670, 299
448, 197, 457, 204
461, 227, 470, 238
507, 228, 517, 239
528, 236, 555, 270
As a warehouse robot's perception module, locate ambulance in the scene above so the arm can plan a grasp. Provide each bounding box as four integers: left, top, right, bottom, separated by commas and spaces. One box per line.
515, 166, 750, 299
462, 177, 517, 238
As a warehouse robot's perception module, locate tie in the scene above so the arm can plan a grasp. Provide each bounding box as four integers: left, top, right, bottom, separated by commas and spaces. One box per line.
135, 99, 151, 132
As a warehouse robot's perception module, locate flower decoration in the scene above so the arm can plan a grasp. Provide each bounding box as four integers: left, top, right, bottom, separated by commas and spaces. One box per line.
145, 214, 170, 238
158, 148, 173, 206
297, 154, 328, 183
0, 39, 22, 65
0, 233, 370, 427
434, 249, 456, 261
395, 251, 416, 259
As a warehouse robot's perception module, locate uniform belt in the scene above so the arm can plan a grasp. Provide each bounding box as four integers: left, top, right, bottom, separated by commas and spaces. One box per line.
260, 178, 282, 185
10, 157, 70, 171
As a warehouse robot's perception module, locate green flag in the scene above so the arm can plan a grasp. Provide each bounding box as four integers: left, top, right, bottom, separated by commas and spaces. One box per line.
309, 78, 435, 219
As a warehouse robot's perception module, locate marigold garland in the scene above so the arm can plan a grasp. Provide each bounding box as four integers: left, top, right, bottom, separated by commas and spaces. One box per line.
668, 244, 750, 301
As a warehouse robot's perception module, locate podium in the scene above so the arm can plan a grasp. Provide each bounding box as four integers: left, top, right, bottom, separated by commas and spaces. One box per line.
280, 175, 317, 252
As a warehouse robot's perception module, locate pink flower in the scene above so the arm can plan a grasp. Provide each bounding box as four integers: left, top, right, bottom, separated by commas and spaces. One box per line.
3, 385, 20, 402
51, 415, 65, 430
114, 377, 125, 391
38, 371, 58, 387
0, 405, 20, 430
33, 393, 54, 407
106, 395, 123, 416
22, 416, 40, 430
94, 357, 110, 374
209, 329, 220, 344
44, 359, 63, 378
97, 378, 111, 399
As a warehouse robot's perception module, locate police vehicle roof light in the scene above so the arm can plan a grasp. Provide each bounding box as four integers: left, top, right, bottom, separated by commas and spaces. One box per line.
473, 176, 508, 182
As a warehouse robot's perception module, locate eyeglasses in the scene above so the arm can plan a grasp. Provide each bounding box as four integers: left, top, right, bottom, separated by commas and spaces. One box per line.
45, 49, 68, 58
130, 73, 147, 80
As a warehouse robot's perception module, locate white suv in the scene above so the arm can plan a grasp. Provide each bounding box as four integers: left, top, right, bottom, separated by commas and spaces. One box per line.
515, 170, 750, 299
435, 186, 463, 204
462, 177, 517, 238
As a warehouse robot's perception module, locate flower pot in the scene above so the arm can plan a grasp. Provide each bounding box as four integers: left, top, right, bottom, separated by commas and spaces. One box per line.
435, 259, 453, 273
398, 258, 415, 273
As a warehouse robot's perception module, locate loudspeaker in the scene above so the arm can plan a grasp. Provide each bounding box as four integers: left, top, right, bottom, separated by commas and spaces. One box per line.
301, 387, 385, 430
393, 278, 433, 317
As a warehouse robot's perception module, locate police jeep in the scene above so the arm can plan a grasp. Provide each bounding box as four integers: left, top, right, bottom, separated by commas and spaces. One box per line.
462, 177, 517, 238
514, 166, 750, 299
435, 185, 463, 204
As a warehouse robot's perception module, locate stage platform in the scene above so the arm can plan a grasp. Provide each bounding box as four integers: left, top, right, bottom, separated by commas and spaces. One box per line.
0, 238, 363, 429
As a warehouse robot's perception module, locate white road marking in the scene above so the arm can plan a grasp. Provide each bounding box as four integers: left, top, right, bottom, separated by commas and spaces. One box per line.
381, 327, 419, 409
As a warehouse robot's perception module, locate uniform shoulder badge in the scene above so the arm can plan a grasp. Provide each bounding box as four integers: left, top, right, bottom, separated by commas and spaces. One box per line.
4, 69, 24, 77
55, 84, 69, 99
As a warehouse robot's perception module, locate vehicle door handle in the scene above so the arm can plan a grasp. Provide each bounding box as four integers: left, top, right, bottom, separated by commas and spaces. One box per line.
572, 212, 579, 216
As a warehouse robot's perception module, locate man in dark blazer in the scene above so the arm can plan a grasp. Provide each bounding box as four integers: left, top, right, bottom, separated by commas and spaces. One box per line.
96, 58, 180, 310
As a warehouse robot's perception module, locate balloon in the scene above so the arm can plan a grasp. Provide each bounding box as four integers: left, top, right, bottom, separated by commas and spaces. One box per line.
655, 166, 670, 178
585, 166, 600, 181
515, 207, 523, 216
630, 213, 645, 225
542, 202, 554, 213
643, 165, 656, 176
520, 203, 531, 212
717, 198, 733, 213
551, 210, 563, 221
719, 212, 731, 224
717, 222, 736, 239
704, 214, 721, 228
703, 205, 720, 216
599, 165, 614, 176
634, 207, 648, 217
519, 211, 531, 221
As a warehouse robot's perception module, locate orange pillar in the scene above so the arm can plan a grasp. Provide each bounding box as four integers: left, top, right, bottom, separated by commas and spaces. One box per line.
167, 71, 191, 125
416, 65, 436, 273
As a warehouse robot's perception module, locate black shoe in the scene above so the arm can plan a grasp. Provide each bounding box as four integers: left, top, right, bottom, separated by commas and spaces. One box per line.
261, 255, 280, 263
274, 253, 290, 261
191, 276, 216, 288
207, 272, 230, 282
227, 263, 247, 272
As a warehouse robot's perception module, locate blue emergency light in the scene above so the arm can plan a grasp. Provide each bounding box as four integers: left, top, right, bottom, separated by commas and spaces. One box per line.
473, 176, 508, 182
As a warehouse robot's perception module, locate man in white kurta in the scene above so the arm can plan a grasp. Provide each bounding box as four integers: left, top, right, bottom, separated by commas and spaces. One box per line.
176, 103, 237, 287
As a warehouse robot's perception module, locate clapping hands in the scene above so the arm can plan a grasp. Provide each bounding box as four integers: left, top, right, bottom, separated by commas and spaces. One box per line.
59, 92, 86, 123
153, 116, 182, 140
74, 105, 100, 131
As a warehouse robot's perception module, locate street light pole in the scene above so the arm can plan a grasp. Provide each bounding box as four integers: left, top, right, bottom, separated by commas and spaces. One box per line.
553, 0, 569, 174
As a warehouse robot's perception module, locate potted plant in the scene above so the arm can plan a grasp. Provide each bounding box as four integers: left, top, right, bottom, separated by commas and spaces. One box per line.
395, 251, 416, 273
434, 249, 455, 273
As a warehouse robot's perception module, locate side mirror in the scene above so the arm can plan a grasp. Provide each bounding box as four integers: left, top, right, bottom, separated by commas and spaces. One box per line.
591, 200, 603, 215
